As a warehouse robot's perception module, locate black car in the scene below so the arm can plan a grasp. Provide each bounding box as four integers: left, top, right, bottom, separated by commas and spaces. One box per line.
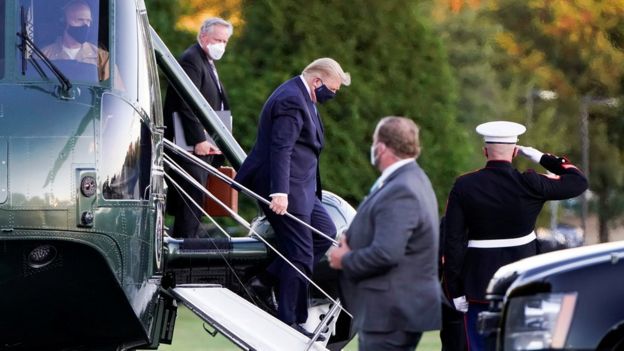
479, 240, 624, 351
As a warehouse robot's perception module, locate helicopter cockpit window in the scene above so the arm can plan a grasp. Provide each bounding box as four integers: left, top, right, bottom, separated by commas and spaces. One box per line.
100, 94, 152, 200
18, 0, 109, 84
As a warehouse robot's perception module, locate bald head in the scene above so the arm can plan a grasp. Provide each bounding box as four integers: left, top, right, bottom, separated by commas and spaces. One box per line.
64, 1, 92, 27
61, 0, 93, 47
484, 143, 517, 161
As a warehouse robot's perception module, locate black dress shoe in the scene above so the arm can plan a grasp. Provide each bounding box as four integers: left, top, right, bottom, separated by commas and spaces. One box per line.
246, 276, 278, 314
289, 323, 326, 341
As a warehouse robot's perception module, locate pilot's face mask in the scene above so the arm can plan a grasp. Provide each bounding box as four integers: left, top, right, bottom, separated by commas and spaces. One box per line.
67, 24, 90, 44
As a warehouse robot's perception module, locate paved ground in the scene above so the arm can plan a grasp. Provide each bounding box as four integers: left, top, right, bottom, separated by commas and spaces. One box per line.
564, 214, 624, 245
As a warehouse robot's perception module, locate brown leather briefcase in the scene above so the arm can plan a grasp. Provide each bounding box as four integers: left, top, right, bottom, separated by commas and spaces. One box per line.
203, 166, 238, 216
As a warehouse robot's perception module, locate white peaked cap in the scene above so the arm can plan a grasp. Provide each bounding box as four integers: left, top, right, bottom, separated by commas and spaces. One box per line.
476, 121, 526, 143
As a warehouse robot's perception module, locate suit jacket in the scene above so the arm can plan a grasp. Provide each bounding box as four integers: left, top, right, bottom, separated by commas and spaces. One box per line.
340, 161, 441, 333
443, 154, 588, 301
235, 77, 324, 215
163, 43, 229, 145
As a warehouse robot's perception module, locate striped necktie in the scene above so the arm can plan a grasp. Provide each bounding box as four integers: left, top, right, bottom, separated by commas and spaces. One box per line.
208, 60, 224, 110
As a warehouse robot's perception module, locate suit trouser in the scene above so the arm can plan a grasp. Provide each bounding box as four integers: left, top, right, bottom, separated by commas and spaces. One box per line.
262, 197, 336, 324
358, 330, 423, 351
166, 152, 223, 238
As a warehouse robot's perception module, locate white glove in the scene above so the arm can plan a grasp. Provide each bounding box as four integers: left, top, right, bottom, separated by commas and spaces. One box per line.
518, 146, 544, 163
453, 296, 469, 313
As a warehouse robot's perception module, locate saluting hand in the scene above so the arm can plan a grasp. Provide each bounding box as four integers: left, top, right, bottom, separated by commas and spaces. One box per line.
518, 145, 544, 163
269, 195, 288, 215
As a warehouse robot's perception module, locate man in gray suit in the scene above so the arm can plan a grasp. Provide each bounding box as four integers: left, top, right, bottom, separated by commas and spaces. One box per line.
328, 116, 441, 351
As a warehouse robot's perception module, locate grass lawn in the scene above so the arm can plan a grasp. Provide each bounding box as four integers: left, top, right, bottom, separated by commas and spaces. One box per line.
156, 306, 441, 350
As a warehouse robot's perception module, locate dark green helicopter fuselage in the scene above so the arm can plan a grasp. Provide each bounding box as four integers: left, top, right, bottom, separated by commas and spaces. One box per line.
0, 0, 167, 349
0, 86, 163, 350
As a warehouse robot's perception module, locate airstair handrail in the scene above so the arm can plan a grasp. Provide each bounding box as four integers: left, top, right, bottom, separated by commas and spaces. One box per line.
164, 139, 339, 246
163, 154, 352, 319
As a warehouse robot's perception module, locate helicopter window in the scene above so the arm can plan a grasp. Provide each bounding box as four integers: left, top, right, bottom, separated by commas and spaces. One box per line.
100, 94, 152, 200
0, 0, 4, 79
18, 0, 109, 84
136, 12, 152, 115
113, 0, 138, 100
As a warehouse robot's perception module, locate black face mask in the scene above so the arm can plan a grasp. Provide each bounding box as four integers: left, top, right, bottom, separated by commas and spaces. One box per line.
315, 84, 336, 104
66, 25, 90, 44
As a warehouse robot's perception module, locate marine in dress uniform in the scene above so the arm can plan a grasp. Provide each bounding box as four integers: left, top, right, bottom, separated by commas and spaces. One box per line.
442, 121, 588, 351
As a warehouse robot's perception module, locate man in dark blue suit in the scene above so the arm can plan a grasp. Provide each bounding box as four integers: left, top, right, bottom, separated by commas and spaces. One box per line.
235, 58, 351, 337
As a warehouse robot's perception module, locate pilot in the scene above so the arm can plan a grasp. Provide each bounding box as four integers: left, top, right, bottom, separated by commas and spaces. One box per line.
41, 0, 111, 81
442, 121, 588, 350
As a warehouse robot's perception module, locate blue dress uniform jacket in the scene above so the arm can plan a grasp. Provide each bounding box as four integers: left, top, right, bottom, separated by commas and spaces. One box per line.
443, 154, 588, 301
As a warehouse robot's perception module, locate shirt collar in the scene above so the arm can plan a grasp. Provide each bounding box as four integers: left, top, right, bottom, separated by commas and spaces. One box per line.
486, 160, 513, 168
377, 158, 414, 186
299, 75, 313, 100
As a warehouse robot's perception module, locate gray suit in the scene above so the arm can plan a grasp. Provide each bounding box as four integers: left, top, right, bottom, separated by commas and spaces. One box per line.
341, 161, 441, 347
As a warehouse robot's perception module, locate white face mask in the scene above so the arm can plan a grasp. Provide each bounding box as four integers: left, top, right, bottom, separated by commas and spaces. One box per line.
370, 144, 378, 167
207, 42, 226, 60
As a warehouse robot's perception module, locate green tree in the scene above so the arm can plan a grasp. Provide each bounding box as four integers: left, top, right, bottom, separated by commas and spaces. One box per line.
487, 0, 624, 241
145, 0, 195, 55
221, 0, 471, 208
145, 0, 197, 104
429, 5, 520, 171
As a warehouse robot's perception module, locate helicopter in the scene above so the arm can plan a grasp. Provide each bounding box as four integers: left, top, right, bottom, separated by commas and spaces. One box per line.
0, 0, 357, 350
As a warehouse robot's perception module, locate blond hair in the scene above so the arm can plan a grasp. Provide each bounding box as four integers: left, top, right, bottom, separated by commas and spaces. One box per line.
302, 58, 351, 86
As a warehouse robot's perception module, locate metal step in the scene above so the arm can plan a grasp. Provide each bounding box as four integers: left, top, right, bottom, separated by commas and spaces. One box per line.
171, 284, 329, 351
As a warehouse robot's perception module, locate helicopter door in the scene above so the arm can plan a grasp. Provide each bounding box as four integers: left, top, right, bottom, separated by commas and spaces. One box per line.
171, 284, 328, 351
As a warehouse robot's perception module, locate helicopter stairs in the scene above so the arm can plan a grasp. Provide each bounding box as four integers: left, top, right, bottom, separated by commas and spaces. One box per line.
172, 284, 340, 351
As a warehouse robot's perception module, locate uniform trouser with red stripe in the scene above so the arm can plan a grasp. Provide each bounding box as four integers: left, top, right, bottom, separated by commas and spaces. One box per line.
466, 302, 488, 351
